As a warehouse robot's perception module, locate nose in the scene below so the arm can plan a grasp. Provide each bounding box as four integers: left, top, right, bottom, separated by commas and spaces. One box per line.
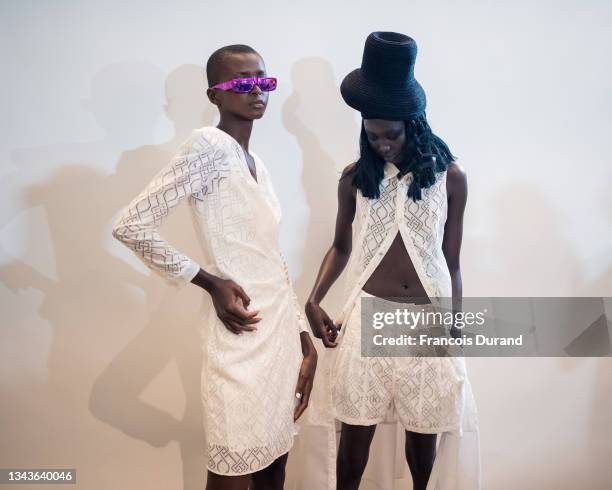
250, 84, 262, 95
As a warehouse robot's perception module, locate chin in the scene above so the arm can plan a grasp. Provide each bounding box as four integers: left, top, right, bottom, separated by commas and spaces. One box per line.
249, 109, 266, 120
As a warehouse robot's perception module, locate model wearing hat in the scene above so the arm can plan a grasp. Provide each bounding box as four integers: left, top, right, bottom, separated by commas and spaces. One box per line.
306, 32, 481, 489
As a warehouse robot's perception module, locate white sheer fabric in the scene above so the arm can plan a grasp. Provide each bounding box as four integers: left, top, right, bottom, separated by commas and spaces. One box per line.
112, 126, 307, 475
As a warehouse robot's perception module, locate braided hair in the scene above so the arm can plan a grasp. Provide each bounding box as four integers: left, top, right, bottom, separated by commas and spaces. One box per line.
349, 114, 455, 201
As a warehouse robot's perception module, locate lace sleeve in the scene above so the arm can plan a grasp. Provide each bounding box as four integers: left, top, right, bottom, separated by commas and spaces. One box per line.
112, 130, 217, 288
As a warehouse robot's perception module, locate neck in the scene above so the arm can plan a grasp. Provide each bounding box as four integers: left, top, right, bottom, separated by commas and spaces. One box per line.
217, 115, 253, 150
393, 160, 413, 177
395, 144, 418, 174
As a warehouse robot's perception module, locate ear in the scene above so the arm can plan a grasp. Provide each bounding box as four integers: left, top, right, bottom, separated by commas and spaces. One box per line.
206, 87, 219, 107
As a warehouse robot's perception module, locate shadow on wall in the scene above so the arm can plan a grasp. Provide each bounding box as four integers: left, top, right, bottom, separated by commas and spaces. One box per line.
0, 62, 216, 489
281, 56, 358, 310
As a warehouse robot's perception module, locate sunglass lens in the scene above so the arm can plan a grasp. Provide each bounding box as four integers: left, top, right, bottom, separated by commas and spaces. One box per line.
233, 79, 255, 93
258, 78, 277, 91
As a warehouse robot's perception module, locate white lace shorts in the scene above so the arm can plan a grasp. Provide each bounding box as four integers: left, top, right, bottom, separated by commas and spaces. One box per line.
331, 289, 469, 433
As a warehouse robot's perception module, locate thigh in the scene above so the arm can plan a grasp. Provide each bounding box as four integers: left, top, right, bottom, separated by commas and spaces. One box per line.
404, 430, 437, 468
338, 422, 377, 463
250, 452, 289, 490
205, 471, 251, 490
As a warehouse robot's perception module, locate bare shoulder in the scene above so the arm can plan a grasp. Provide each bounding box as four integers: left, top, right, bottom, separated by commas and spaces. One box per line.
446, 160, 466, 182
446, 160, 467, 201
339, 162, 358, 193
340, 162, 358, 179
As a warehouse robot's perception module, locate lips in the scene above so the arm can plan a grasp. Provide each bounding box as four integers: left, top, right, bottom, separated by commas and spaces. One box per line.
251, 101, 265, 108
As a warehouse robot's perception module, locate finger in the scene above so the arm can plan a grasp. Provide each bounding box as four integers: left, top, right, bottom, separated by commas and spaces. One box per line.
294, 377, 314, 421
326, 323, 338, 337
223, 320, 241, 335
294, 396, 308, 421
293, 380, 308, 421
321, 332, 337, 348
322, 310, 334, 325
228, 304, 261, 323
235, 286, 251, 308
322, 312, 338, 332
302, 378, 314, 408
225, 319, 256, 334
225, 309, 261, 325
325, 319, 339, 342
227, 319, 257, 333
326, 318, 338, 333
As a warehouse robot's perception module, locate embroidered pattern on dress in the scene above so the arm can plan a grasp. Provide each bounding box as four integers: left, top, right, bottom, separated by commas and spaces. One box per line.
112, 127, 304, 476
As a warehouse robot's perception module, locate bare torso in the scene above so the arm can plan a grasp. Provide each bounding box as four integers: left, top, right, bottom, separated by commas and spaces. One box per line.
362, 231, 430, 303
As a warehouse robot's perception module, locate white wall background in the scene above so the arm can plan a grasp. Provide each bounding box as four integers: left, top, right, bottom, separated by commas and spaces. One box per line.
1, 0, 611, 489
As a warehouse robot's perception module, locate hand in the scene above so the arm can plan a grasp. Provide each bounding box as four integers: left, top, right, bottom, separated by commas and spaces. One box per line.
294, 333, 317, 421
209, 278, 261, 335
305, 301, 340, 348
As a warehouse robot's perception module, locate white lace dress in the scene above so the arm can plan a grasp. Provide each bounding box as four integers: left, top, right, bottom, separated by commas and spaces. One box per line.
308, 162, 481, 489
112, 126, 308, 476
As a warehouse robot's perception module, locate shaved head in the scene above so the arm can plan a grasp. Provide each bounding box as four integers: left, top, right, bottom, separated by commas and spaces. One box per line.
206, 44, 260, 87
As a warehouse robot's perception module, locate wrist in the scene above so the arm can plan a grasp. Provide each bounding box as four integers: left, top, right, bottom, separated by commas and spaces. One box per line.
305, 298, 319, 309
300, 331, 317, 357
191, 268, 221, 293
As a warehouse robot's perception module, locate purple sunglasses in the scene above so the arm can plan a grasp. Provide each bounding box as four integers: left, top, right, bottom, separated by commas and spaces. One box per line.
212, 76, 277, 93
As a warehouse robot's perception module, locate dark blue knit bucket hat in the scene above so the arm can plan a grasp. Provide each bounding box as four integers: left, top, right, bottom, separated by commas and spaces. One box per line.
340, 31, 426, 120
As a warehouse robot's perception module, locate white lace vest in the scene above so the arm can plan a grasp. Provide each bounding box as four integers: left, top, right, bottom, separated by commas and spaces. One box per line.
337, 161, 452, 324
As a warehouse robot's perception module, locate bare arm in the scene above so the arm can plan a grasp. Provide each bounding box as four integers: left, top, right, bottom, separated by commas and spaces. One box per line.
305, 164, 357, 347
442, 161, 468, 337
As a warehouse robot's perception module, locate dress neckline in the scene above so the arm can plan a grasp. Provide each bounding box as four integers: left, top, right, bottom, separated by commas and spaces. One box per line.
210, 126, 260, 185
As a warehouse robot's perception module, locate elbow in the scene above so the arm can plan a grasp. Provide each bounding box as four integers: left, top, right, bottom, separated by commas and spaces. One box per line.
112, 223, 130, 243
